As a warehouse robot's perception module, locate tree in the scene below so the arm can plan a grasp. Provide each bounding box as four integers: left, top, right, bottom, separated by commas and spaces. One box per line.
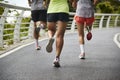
96, 1, 114, 13
97, 0, 120, 13
0, 6, 4, 15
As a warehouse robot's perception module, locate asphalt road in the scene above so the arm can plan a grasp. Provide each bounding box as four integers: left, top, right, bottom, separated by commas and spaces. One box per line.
0, 28, 120, 80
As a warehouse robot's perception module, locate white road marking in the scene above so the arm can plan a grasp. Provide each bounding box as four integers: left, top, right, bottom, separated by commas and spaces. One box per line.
0, 38, 48, 58
113, 33, 120, 48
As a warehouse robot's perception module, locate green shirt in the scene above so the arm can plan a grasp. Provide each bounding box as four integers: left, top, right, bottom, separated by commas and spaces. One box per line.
47, 0, 69, 13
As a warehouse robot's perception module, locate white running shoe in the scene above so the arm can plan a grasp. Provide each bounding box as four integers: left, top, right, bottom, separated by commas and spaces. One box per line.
53, 58, 60, 68
79, 53, 85, 59
46, 38, 54, 53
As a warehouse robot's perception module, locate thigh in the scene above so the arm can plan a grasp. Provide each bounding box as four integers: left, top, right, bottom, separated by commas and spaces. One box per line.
56, 21, 67, 36
56, 13, 69, 35
76, 23, 84, 36
47, 22, 56, 31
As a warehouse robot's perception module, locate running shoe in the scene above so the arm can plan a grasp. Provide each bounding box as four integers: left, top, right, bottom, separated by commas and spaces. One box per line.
53, 58, 60, 68
79, 53, 85, 59
46, 38, 54, 53
86, 32, 92, 40
36, 46, 41, 50
86, 26, 92, 40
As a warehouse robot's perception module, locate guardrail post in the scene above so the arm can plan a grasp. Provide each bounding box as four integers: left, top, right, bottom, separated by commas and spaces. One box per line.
0, 8, 9, 48
106, 15, 111, 28
114, 16, 119, 27
28, 20, 34, 39
71, 20, 76, 32
99, 15, 104, 29
14, 10, 24, 43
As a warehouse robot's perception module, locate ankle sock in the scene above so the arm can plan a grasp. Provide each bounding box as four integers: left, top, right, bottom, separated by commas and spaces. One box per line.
80, 44, 85, 53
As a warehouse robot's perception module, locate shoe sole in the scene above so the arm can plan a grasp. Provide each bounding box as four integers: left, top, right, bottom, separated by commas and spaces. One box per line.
53, 62, 60, 68
86, 26, 92, 40
87, 32, 92, 40
46, 38, 54, 53
79, 53, 85, 59
36, 46, 41, 50
79, 56, 85, 59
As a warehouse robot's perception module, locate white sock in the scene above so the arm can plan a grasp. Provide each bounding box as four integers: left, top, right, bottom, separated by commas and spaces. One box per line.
35, 39, 39, 47
80, 44, 85, 53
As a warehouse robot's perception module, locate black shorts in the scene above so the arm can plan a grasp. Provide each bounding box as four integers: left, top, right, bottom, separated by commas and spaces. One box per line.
47, 13, 69, 22
31, 10, 47, 22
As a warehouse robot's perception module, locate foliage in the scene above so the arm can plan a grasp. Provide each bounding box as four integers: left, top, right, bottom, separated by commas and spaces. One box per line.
0, 6, 4, 15
68, 0, 120, 13
96, 0, 120, 13
117, 6, 120, 13
96, 1, 114, 13
3, 24, 14, 44
20, 17, 31, 38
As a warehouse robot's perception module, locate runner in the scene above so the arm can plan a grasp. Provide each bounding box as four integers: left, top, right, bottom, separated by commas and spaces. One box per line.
28, 0, 47, 50
46, 0, 75, 67
73, 0, 98, 59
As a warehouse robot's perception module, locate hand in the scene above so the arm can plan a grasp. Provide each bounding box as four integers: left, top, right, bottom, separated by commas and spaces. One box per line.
43, 1, 47, 8
72, 1, 77, 9
28, 1, 32, 6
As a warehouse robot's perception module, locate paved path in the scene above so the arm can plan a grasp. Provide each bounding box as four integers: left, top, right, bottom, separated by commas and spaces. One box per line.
0, 28, 120, 80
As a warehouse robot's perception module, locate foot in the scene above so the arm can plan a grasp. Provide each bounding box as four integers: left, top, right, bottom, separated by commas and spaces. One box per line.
86, 32, 92, 40
86, 26, 92, 40
36, 46, 41, 50
46, 38, 54, 53
79, 53, 85, 59
53, 58, 60, 68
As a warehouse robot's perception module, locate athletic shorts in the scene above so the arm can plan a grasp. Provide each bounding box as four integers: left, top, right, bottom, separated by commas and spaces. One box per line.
31, 10, 47, 22
47, 13, 69, 22
74, 16, 94, 26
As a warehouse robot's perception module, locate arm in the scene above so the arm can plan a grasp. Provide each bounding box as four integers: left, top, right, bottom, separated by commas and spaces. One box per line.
28, 0, 32, 6
70, 0, 77, 9
93, 0, 98, 6
43, 0, 50, 8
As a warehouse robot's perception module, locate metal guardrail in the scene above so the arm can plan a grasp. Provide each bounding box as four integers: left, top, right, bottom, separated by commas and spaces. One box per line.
0, 2, 33, 48
0, 2, 120, 48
